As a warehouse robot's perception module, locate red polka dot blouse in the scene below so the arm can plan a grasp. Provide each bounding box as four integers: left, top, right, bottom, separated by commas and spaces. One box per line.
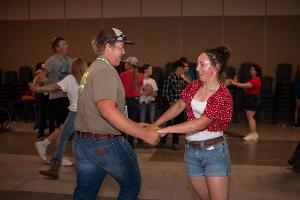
180, 80, 233, 132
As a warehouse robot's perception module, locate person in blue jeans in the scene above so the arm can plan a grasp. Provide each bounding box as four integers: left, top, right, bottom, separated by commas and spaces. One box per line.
139, 64, 158, 125
73, 28, 160, 200
30, 58, 88, 179
154, 47, 233, 200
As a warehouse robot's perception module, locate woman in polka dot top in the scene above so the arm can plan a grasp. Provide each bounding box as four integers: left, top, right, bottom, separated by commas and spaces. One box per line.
154, 46, 233, 200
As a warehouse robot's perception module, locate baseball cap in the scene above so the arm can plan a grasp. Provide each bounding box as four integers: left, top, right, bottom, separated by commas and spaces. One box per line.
124, 57, 138, 65
96, 28, 133, 46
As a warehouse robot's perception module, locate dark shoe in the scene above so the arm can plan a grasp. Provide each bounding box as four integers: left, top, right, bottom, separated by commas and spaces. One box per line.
39, 159, 61, 179
172, 144, 179, 151
157, 142, 165, 148
288, 157, 296, 165
292, 166, 300, 173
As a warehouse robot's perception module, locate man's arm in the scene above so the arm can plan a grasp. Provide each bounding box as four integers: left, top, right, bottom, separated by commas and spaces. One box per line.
96, 100, 160, 145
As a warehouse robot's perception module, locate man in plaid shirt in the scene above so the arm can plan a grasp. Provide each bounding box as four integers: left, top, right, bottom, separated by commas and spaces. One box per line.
161, 61, 187, 150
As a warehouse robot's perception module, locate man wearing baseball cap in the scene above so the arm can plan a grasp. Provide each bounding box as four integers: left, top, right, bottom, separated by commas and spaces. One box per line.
73, 28, 160, 199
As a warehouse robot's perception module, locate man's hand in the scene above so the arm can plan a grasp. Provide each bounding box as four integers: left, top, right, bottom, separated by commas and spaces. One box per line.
137, 123, 150, 128
142, 129, 160, 145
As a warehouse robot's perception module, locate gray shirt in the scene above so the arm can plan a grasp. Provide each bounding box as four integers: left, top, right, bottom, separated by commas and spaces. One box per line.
45, 54, 73, 99
75, 59, 125, 135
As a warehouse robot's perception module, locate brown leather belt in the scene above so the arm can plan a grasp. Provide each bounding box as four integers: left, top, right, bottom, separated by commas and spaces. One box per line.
77, 131, 119, 139
185, 136, 224, 148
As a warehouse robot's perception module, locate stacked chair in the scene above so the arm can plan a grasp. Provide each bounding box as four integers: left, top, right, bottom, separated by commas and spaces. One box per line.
274, 63, 293, 125
258, 76, 275, 123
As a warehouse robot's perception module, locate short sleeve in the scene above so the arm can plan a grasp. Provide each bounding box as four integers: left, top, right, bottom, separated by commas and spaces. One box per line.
44, 59, 54, 73
180, 82, 194, 104
151, 79, 158, 91
92, 68, 118, 103
57, 75, 71, 92
249, 78, 259, 88
202, 90, 232, 122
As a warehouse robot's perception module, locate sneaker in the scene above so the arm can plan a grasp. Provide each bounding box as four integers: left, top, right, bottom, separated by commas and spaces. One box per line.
61, 157, 74, 167
35, 141, 47, 161
243, 133, 258, 141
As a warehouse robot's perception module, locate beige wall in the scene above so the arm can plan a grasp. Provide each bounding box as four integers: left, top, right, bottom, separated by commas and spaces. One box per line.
0, 0, 300, 78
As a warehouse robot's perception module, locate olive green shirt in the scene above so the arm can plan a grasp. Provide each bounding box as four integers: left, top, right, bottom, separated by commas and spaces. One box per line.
75, 59, 125, 135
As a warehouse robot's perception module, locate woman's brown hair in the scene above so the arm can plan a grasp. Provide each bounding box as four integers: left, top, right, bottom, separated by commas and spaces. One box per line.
71, 58, 88, 84
130, 64, 142, 89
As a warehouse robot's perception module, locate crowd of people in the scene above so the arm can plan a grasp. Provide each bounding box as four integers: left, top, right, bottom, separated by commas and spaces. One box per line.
27, 27, 300, 200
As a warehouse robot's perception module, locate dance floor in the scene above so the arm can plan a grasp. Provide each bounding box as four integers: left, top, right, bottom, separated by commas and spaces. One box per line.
0, 121, 300, 200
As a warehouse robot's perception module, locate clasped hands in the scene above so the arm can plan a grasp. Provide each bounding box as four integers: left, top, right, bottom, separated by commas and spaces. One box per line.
137, 123, 169, 146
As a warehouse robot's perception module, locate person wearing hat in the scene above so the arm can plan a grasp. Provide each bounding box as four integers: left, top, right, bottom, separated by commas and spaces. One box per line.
120, 56, 144, 148
160, 61, 188, 150
73, 28, 160, 200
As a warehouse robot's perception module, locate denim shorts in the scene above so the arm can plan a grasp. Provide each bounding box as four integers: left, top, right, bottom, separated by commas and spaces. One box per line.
184, 140, 231, 177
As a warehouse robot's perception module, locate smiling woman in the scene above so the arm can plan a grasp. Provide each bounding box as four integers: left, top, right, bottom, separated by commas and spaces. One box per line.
154, 46, 233, 200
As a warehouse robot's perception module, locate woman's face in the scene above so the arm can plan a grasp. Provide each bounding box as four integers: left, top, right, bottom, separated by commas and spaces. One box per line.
145, 66, 153, 76
250, 66, 257, 77
196, 53, 216, 83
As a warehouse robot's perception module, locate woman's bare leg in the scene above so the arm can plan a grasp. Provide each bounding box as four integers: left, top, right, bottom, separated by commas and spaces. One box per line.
245, 110, 256, 134
206, 176, 230, 200
189, 176, 210, 200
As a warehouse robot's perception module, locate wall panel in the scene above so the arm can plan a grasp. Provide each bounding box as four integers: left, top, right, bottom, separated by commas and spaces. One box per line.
30, 0, 64, 19
66, 0, 102, 19
266, 16, 300, 77
29, 20, 65, 66
182, 17, 222, 63
0, 0, 28, 20
141, 17, 181, 67
182, 0, 223, 16
0, 21, 31, 71
224, 0, 265, 16
223, 17, 265, 72
142, 0, 181, 17
65, 19, 102, 63
267, 0, 300, 15
103, 0, 140, 18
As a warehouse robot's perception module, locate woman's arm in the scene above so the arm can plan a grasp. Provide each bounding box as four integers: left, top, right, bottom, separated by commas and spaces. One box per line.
158, 116, 214, 135
33, 69, 48, 86
153, 99, 186, 127
231, 79, 252, 89
152, 91, 158, 97
29, 82, 60, 93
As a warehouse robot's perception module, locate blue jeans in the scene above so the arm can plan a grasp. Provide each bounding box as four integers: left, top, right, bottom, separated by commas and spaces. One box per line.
139, 103, 156, 123
184, 140, 231, 177
72, 134, 141, 200
125, 98, 140, 147
53, 111, 76, 161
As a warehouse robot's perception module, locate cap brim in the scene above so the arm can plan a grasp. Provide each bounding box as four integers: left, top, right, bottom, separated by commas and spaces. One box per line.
123, 40, 134, 45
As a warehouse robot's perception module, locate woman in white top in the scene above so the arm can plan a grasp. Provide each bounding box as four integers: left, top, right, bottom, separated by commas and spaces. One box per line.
154, 47, 233, 200
139, 64, 158, 124
30, 58, 88, 179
